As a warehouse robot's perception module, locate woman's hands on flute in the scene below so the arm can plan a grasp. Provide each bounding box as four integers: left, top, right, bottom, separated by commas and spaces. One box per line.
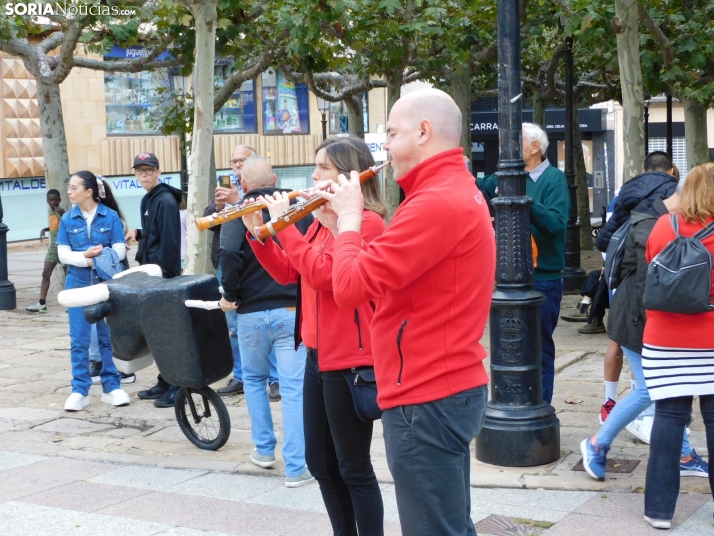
263, 192, 291, 219
314, 172, 364, 234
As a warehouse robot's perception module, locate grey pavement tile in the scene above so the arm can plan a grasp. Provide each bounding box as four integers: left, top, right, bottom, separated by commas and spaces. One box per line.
166, 472, 283, 502
89, 465, 208, 491
470, 488, 597, 516
671, 499, 714, 535
245, 480, 327, 514
155, 528, 239, 536
33, 418, 115, 434
378, 487, 402, 523
546, 512, 675, 535
96, 490, 320, 536
0, 501, 172, 536
0, 450, 48, 470
21, 480, 152, 512
0, 457, 117, 501
574, 491, 709, 524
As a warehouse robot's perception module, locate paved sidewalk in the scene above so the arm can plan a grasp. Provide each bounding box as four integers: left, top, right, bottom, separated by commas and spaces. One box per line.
2, 246, 713, 533
0, 450, 711, 535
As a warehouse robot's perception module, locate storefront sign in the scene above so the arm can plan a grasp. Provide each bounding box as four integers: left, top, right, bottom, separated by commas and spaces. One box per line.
470, 108, 605, 135
365, 133, 388, 161
0, 177, 46, 193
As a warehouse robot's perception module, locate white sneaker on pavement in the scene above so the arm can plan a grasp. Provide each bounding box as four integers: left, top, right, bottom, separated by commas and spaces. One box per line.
100, 389, 130, 407
64, 393, 90, 412
625, 415, 654, 444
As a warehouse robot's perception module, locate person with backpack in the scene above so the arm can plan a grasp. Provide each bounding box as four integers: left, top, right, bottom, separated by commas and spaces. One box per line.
580, 173, 707, 490
642, 163, 714, 529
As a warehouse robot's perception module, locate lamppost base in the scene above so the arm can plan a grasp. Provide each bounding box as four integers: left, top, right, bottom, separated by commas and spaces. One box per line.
561, 267, 587, 294
476, 404, 560, 466
0, 281, 16, 310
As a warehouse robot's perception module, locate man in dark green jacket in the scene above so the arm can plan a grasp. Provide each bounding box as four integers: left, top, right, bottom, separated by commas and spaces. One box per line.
476, 123, 569, 404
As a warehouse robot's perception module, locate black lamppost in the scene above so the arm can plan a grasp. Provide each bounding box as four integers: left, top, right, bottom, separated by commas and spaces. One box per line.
666, 95, 673, 158
644, 97, 650, 153
0, 190, 17, 310
475, 0, 560, 467
316, 97, 329, 140
561, 36, 586, 293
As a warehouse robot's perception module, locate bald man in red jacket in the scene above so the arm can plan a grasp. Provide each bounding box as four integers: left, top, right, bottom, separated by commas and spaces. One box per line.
317, 88, 495, 536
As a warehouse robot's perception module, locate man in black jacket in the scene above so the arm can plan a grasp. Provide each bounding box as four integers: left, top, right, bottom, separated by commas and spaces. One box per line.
124, 152, 183, 407
596, 151, 677, 252
219, 156, 315, 487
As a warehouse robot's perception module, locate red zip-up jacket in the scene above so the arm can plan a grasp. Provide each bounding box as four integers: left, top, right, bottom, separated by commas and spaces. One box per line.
332, 148, 495, 409
248, 211, 386, 372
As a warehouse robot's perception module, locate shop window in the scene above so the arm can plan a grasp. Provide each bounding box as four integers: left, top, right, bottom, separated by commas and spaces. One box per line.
329, 93, 369, 134
214, 62, 257, 133
261, 69, 309, 134
104, 69, 171, 135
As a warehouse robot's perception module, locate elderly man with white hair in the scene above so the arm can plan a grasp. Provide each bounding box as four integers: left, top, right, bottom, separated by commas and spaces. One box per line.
477, 122, 569, 405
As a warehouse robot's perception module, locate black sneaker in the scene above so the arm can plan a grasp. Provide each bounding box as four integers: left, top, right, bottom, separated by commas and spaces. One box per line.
578, 318, 606, 334
561, 301, 590, 323
269, 382, 281, 402
154, 385, 180, 408
120, 373, 136, 384
138, 383, 169, 400
217, 378, 244, 396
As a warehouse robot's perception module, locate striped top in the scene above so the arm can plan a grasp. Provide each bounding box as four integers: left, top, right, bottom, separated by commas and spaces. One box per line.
642, 344, 714, 400
642, 214, 714, 399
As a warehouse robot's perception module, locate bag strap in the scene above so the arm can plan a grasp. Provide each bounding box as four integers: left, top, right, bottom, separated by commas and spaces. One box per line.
693, 219, 714, 241
669, 213, 679, 236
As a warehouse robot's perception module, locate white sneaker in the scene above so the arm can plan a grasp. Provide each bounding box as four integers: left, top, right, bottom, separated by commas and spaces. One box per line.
64, 393, 90, 412
25, 302, 47, 313
626, 415, 654, 444
100, 389, 130, 407
644, 515, 671, 529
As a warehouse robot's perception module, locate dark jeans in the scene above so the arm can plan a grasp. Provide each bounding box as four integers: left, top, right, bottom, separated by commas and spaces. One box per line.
534, 279, 563, 404
382, 384, 488, 536
580, 269, 609, 323
645, 395, 714, 520
303, 349, 383, 536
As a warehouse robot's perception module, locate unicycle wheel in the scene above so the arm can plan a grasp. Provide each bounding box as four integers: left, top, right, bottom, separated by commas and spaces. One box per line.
175, 386, 231, 450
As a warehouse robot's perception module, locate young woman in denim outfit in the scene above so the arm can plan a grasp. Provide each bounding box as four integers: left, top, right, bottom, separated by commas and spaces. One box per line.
56, 171, 130, 412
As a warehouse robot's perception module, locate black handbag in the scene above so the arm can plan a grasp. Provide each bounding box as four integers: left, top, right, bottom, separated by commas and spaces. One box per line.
342, 367, 382, 421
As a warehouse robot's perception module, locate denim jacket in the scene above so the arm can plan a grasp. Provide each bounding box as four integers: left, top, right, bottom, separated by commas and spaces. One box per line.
57, 203, 124, 277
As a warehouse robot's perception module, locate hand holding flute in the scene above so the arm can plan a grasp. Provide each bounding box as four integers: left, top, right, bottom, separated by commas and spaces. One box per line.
195, 189, 305, 231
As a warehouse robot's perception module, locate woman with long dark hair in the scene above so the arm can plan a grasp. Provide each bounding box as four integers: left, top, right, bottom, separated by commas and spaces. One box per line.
56, 171, 130, 411
243, 137, 387, 535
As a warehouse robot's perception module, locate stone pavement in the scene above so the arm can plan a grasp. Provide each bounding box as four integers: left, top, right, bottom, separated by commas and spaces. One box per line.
1, 244, 713, 534
0, 450, 712, 535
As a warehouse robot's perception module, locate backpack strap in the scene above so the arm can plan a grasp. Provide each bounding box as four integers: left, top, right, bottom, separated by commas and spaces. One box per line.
669, 213, 679, 236
693, 220, 714, 240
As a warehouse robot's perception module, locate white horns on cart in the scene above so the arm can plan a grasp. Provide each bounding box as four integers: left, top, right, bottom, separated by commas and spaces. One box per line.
57, 264, 163, 308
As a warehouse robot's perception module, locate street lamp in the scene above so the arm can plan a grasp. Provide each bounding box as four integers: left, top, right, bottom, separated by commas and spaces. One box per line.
0, 189, 17, 310
475, 0, 560, 467
561, 36, 586, 292
644, 96, 650, 154
316, 96, 329, 141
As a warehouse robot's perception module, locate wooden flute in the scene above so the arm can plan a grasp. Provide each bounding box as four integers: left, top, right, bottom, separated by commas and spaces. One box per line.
253, 161, 390, 242
195, 190, 304, 232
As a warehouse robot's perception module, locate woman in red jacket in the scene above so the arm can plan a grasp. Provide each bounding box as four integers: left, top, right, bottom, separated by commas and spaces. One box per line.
243, 137, 388, 536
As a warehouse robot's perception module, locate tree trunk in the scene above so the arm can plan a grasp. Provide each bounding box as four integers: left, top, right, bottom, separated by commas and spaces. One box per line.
446, 65, 472, 163
573, 111, 593, 250
384, 71, 403, 219
532, 89, 546, 129
682, 97, 710, 169
345, 94, 365, 139
614, 0, 646, 183
36, 79, 71, 213
184, 0, 218, 275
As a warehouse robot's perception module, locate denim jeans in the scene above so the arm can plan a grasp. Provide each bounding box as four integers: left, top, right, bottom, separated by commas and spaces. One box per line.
645, 395, 714, 521
236, 308, 307, 477
382, 384, 488, 536
534, 279, 563, 404
66, 267, 121, 396
216, 265, 278, 385
303, 349, 383, 536
89, 324, 100, 363
596, 347, 689, 455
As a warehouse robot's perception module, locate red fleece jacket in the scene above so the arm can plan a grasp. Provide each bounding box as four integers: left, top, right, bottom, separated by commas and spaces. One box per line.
248, 212, 386, 371
332, 148, 495, 409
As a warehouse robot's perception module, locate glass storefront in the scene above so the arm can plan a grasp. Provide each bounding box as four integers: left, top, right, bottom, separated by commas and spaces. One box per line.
214, 62, 257, 133
261, 69, 309, 134
329, 93, 369, 134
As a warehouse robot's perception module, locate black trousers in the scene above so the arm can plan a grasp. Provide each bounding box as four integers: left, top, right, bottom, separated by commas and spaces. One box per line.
303, 349, 384, 536
580, 269, 609, 323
